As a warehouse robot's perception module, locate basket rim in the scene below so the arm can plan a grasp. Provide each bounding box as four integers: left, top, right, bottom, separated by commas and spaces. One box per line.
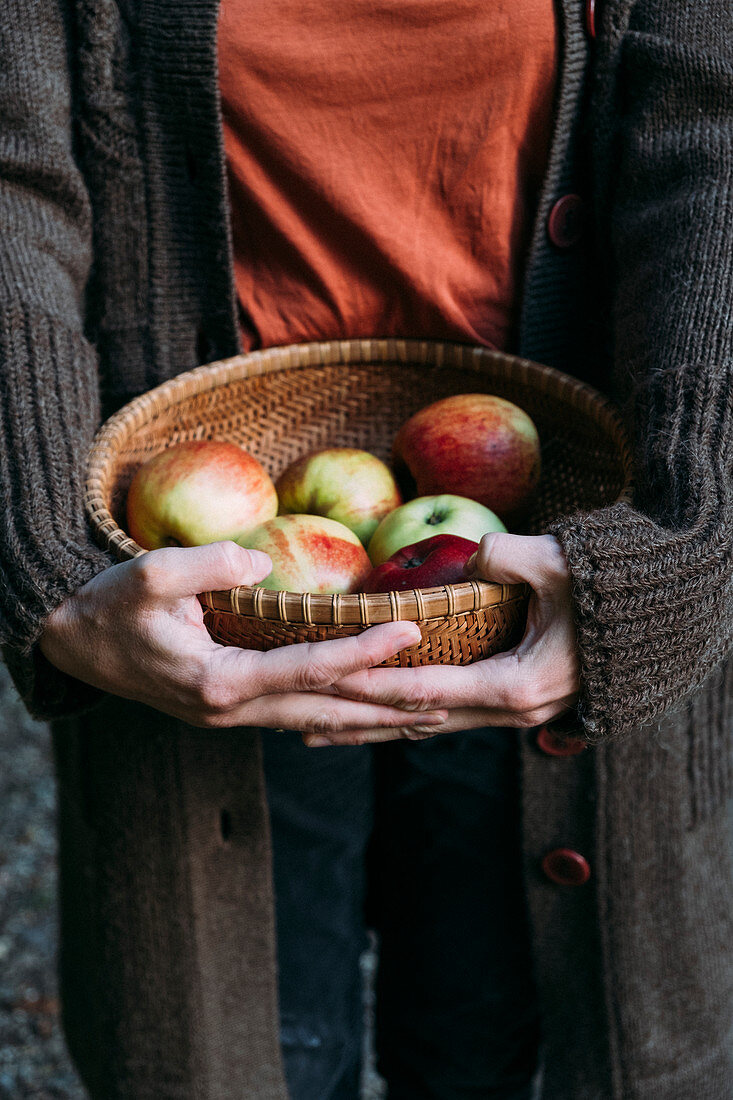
84, 337, 633, 625
199, 578, 530, 625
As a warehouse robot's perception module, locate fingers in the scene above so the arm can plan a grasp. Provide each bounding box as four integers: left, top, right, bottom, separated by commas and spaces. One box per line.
128, 536, 577, 733
178, 621, 436, 728
198, 689, 448, 735
131, 541, 273, 600
302, 693, 579, 748
333, 644, 579, 729
303, 725, 443, 747
468, 532, 570, 597
241, 621, 424, 697
333, 661, 480, 712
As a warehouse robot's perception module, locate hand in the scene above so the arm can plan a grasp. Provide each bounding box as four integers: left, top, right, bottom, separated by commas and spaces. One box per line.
39, 541, 447, 735
308, 532, 580, 746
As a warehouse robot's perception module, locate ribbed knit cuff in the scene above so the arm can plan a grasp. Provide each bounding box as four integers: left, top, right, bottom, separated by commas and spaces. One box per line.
0, 302, 112, 645
0, 302, 113, 716
550, 363, 732, 743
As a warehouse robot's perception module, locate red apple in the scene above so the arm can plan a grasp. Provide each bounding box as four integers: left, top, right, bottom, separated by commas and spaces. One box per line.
361, 534, 480, 593
367, 494, 505, 566
276, 447, 401, 545
236, 514, 372, 593
392, 393, 541, 523
126, 440, 278, 550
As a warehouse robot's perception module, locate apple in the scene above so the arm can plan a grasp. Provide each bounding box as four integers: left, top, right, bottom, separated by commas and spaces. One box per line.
392, 393, 541, 523
276, 447, 401, 545
126, 440, 279, 550
361, 534, 480, 593
367, 494, 506, 566
236, 514, 372, 593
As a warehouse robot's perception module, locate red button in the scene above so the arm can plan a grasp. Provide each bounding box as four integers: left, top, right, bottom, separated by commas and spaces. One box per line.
586, 0, 597, 40
536, 725, 586, 757
547, 194, 584, 249
542, 849, 591, 886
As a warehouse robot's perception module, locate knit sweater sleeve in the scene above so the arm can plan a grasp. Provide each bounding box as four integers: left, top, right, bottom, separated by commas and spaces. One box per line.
0, 0, 112, 717
549, 4, 733, 742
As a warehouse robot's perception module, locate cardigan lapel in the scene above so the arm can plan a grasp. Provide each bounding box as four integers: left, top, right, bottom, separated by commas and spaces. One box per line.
134, 5, 286, 1095
137, 0, 241, 381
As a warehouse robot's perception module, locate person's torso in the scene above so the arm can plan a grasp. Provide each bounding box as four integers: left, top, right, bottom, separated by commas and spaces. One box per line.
218, 0, 558, 353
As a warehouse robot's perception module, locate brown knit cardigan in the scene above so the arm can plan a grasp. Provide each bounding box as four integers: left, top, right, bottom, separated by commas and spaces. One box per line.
1, 1, 731, 1097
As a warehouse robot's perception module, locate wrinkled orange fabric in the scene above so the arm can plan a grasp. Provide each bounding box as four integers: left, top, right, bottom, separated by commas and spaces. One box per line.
219, 1, 557, 353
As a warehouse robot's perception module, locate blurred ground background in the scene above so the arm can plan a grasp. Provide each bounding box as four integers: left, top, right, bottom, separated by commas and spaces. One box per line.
0, 663, 383, 1099
0, 665, 85, 1099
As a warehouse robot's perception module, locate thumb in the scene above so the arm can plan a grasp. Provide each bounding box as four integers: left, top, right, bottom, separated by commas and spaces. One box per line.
468, 532, 569, 597
137, 541, 272, 599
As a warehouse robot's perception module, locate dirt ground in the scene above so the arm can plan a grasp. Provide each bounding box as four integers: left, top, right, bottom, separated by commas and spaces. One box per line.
0, 663, 384, 1099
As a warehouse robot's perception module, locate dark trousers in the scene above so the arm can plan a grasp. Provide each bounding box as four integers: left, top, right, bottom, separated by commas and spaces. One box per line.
261, 728, 540, 1100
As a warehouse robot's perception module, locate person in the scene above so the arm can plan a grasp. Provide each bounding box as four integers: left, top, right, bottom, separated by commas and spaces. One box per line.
1, 1, 731, 1097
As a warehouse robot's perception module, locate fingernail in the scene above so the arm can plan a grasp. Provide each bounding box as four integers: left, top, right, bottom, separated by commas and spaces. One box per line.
245, 548, 272, 569
412, 713, 446, 727
464, 552, 477, 576
305, 735, 333, 748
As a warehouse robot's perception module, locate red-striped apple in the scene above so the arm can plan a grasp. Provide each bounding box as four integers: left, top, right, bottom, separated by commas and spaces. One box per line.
237, 514, 372, 593
126, 440, 278, 550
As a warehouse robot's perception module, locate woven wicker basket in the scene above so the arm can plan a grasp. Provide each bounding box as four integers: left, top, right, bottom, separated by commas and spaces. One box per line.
85, 338, 632, 667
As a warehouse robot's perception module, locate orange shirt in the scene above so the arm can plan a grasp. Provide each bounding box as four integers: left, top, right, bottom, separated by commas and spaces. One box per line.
218, 1, 557, 353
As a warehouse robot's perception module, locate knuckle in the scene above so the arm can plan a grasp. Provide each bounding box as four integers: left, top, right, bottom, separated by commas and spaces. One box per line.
196, 673, 238, 717
332, 668, 375, 704
289, 664, 320, 694
339, 683, 368, 704
403, 728, 439, 742
130, 554, 168, 599
539, 535, 570, 583
302, 707, 343, 736
213, 540, 246, 584
292, 645, 338, 691
181, 683, 227, 727
478, 529, 507, 561
327, 732, 361, 746
406, 685, 442, 712
489, 655, 540, 715
483, 529, 506, 549
510, 680, 542, 716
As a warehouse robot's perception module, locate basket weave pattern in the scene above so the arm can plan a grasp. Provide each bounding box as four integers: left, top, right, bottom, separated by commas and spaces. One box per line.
85, 339, 632, 666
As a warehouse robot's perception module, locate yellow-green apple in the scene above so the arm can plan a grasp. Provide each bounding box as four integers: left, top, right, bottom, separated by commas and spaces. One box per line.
367, 494, 505, 566
126, 439, 278, 550
276, 447, 401, 545
392, 393, 541, 523
361, 534, 480, 593
236, 514, 372, 593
